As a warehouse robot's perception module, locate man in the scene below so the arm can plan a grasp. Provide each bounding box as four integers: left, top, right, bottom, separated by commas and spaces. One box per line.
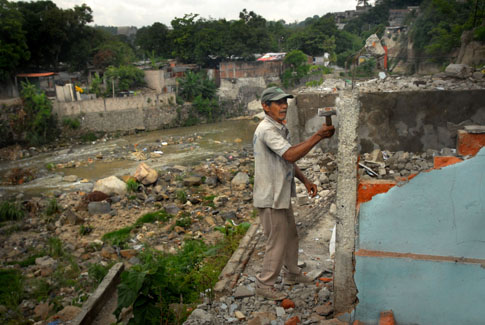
253, 86, 335, 300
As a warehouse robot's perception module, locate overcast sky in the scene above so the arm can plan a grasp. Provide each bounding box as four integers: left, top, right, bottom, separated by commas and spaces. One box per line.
52, 0, 366, 28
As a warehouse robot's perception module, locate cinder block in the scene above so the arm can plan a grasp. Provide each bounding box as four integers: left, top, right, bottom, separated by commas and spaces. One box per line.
457, 129, 485, 156
433, 156, 463, 169
357, 179, 397, 204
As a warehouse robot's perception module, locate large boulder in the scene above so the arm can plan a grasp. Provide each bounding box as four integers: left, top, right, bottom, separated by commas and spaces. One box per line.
134, 162, 158, 185
365, 34, 385, 57
93, 176, 127, 196
445, 63, 473, 78
231, 172, 249, 186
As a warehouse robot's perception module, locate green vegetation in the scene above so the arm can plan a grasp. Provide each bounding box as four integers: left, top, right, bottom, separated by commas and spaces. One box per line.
47, 237, 64, 258
20, 82, 58, 146
81, 132, 98, 142
126, 178, 140, 193
175, 213, 192, 229
0, 269, 23, 309
105, 65, 146, 92
45, 198, 60, 216
102, 226, 134, 247
79, 224, 93, 235
176, 190, 188, 203
62, 117, 81, 129
115, 221, 251, 324
281, 50, 311, 88
134, 209, 172, 226
0, 201, 25, 222
88, 263, 112, 285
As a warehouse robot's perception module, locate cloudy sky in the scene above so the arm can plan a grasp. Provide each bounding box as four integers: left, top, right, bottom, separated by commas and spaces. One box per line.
53, 0, 365, 27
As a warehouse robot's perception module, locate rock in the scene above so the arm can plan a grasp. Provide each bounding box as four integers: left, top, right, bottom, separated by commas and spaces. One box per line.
88, 201, 111, 215
50, 305, 81, 322
235, 310, 245, 320
204, 216, 216, 226
281, 299, 295, 309
35, 256, 57, 268
285, 316, 301, 325
365, 34, 385, 56
276, 306, 285, 317
120, 249, 137, 259
100, 246, 117, 259
34, 302, 52, 320
183, 176, 202, 186
205, 176, 218, 187
445, 63, 473, 78
231, 172, 249, 186
214, 196, 228, 207
296, 194, 309, 206
165, 204, 179, 216
234, 286, 254, 298
134, 162, 158, 185
93, 176, 127, 196
62, 175, 78, 182
64, 209, 83, 225
215, 155, 228, 163
188, 308, 214, 324
314, 304, 333, 316
222, 211, 237, 220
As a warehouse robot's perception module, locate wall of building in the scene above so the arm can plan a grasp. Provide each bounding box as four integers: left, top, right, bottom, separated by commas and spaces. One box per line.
292, 89, 485, 153
354, 147, 485, 324
219, 61, 283, 79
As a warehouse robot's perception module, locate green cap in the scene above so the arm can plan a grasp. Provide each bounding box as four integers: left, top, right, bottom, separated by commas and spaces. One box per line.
261, 86, 294, 103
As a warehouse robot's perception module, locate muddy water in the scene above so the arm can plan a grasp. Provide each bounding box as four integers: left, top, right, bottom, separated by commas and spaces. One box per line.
0, 118, 258, 197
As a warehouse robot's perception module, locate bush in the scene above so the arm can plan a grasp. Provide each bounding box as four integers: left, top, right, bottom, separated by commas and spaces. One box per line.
135, 210, 171, 226
62, 117, 80, 129
281, 50, 310, 88
474, 26, 485, 42
126, 178, 139, 193
105, 65, 146, 92
20, 82, 58, 145
178, 71, 216, 102
45, 198, 60, 216
102, 226, 134, 247
0, 201, 24, 222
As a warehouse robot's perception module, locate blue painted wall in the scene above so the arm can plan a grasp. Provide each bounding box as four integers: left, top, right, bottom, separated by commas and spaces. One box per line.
355, 148, 485, 324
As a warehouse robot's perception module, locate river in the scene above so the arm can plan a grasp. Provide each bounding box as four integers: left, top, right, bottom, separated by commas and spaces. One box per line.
0, 118, 258, 197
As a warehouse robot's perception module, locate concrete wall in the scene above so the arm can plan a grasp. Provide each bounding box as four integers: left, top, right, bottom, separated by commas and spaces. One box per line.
52, 93, 177, 132
144, 70, 176, 94
293, 89, 485, 153
219, 61, 283, 79
354, 148, 485, 324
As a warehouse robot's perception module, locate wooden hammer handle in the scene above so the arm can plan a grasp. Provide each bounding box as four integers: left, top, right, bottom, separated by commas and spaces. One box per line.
325, 116, 332, 126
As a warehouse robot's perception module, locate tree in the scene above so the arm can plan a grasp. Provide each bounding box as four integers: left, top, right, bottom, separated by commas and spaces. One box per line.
135, 22, 171, 58
105, 65, 145, 92
281, 50, 310, 88
0, 0, 30, 80
170, 14, 199, 62
93, 40, 135, 69
14, 0, 94, 70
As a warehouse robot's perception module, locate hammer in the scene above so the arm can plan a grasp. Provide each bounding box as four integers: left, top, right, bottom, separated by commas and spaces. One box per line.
318, 107, 336, 126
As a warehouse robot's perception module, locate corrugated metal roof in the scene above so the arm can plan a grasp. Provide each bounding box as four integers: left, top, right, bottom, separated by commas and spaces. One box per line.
16, 72, 56, 77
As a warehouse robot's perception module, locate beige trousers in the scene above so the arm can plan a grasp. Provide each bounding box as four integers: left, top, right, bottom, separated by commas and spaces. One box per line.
256, 205, 300, 288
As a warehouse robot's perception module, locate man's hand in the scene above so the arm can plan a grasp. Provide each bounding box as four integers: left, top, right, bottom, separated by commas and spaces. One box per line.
316, 125, 335, 139
304, 180, 318, 198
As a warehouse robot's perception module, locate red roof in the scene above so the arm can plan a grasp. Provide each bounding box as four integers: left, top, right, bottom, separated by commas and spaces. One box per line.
16, 72, 56, 77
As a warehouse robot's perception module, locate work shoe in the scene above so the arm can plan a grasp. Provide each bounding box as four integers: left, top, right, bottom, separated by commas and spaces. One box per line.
283, 272, 313, 285
255, 286, 288, 300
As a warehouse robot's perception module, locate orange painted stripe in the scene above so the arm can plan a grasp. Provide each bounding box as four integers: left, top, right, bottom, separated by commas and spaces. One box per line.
355, 249, 485, 265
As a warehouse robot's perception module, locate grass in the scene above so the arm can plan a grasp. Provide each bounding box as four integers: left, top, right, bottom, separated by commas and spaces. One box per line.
202, 195, 216, 208
134, 209, 171, 227
62, 117, 80, 129
102, 226, 134, 247
126, 178, 139, 193
0, 269, 23, 308
176, 190, 187, 203
6, 252, 45, 267
47, 237, 64, 258
81, 132, 98, 142
175, 213, 192, 229
88, 263, 113, 285
45, 198, 60, 216
0, 201, 25, 222
79, 225, 93, 235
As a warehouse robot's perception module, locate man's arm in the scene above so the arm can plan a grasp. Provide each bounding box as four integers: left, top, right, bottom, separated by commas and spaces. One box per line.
282, 124, 334, 163
294, 164, 318, 197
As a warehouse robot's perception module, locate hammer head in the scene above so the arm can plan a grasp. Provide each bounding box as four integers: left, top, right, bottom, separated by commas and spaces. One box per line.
317, 107, 336, 117
317, 107, 336, 126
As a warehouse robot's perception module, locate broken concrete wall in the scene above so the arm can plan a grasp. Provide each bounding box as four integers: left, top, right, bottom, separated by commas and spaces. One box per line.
293, 89, 485, 152
354, 147, 485, 324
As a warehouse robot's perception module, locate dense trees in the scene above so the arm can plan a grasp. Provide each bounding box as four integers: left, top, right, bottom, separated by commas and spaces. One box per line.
0, 0, 482, 81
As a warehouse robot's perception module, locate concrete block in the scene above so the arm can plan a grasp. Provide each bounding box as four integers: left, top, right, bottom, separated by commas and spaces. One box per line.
457, 129, 485, 156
